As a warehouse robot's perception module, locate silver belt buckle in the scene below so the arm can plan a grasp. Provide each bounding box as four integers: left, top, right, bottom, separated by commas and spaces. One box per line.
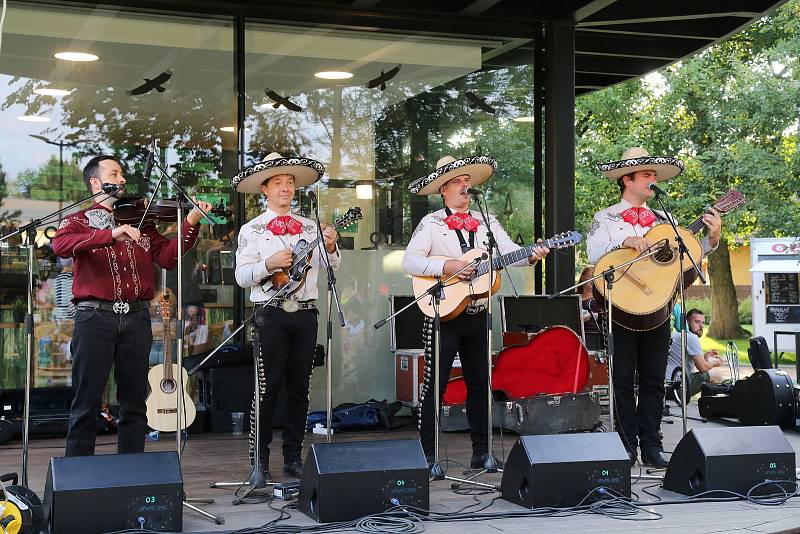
465, 305, 478, 315
281, 299, 300, 313
112, 301, 130, 314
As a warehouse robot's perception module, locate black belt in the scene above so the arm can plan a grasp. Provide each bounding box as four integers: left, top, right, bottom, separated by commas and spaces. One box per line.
76, 300, 150, 314
258, 298, 317, 313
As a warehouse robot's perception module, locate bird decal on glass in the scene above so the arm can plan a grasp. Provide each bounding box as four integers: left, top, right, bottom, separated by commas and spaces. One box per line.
126, 70, 173, 96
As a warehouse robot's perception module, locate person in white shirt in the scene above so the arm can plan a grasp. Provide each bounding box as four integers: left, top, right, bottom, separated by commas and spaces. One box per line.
232, 152, 340, 479
403, 155, 549, 469
666, 308, 724, 394
586, 147, 721, 468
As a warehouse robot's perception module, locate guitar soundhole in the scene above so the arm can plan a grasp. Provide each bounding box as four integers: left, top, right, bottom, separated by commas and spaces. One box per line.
161, 379, 177, 394
653, 246, 674, 264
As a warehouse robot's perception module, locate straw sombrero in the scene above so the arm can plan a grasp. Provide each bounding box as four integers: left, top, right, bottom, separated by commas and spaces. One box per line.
231, 152, 324, 194
597, 147, 683, 182
408, 155, 496, 196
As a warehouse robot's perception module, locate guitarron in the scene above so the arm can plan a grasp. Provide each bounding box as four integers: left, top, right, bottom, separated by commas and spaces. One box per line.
412, 231, 582, 321
593, 189, 745, 331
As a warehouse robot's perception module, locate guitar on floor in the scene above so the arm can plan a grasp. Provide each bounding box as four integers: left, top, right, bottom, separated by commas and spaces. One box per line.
146, 290, 196, 432
593, 189, 746, 331
412, 231, 583, 321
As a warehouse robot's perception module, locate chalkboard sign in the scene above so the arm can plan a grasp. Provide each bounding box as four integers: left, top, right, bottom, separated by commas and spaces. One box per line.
766, 305, 800, 324
766, 273, 800, 305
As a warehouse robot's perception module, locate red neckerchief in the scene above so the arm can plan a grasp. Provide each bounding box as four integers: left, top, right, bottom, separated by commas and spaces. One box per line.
267, 215, 303, 236
444, 211, 480, 232
620, 206, 657, 227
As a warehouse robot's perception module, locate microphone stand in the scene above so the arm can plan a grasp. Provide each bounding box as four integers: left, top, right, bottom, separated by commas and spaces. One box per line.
652, 190, 705, 437
469, 192, 504, 476
308, 192, 345, 443
147, 160, 223, 524
199, 283, 293, 504
0, 186, 119, 487
375, 258, 497, 490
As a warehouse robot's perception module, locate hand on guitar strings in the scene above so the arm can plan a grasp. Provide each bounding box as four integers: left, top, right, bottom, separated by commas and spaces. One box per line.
702, 207, 722, 248
266, 249, 293, 272
443, 258, 477, 280
623, 235, 655, 254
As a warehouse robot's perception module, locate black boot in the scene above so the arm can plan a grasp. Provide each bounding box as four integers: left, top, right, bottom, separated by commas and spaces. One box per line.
283, 460, 304, 478
641, 449, 669, 469
470, 453, 504, 470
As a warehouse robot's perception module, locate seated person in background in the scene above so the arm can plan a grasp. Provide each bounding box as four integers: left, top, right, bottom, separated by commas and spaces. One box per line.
666, 308, 724, 395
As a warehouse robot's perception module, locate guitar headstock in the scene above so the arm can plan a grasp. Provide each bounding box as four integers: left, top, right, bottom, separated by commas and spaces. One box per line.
157, 290, 174, 321
332, 207, 363, 229
546, 230, 583, 249
712, 189, 746, 215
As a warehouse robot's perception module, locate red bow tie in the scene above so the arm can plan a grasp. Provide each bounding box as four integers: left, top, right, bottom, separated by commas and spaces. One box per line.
444, 212, 480, 232
620, 207, 656, 227
267, 215, 303, 236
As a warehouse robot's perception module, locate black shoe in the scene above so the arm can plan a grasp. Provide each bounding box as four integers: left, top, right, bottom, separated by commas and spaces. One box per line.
282, 460, 304, 478
641, 450, 669, 469
470, 453, 504, 470
251, 458, 272, 480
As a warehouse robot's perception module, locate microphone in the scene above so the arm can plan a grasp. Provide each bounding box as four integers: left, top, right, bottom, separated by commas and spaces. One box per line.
466, 187, 483, 196
648, 183, 667, 197
101, 183, 121, 194
143, 150, 155, 182
306, 189, 317, 206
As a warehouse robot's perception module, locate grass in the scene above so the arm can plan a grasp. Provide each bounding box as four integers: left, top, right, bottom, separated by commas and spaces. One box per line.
700, 324, 797, 365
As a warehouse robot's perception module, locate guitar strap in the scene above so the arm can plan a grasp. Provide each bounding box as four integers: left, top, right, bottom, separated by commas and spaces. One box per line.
444, 207, 475, 253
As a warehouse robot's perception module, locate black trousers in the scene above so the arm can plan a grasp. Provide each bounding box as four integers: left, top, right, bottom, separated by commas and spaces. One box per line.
420, 310, 489, 458
611, 320, 671, 454
65, 307, 152, 456
253, 306, 317, 465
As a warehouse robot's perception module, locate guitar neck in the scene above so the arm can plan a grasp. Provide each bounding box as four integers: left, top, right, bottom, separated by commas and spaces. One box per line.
476, 239, 555, 275
163, 320, 173, 379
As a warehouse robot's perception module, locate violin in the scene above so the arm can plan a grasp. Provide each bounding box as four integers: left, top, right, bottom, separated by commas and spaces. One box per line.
112, 196, 231, 224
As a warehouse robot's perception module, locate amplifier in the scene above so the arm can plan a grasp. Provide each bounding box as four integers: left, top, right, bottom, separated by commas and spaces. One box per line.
45, 451, 183, 533
298, 439, 429, 522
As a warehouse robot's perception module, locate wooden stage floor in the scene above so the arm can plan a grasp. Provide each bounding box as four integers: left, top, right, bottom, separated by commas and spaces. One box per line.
3, 403, 800, 534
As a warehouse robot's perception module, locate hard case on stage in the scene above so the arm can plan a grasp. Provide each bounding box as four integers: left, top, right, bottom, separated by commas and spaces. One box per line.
500, 391, 602, 435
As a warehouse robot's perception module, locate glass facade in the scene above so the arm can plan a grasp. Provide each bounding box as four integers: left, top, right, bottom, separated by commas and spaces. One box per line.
0, 2, 538, 408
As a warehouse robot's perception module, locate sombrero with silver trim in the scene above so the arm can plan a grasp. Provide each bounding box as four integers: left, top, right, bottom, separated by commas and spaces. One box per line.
408, 155, 496, 196
597, 147, 683, 182
231, 152, 324, 194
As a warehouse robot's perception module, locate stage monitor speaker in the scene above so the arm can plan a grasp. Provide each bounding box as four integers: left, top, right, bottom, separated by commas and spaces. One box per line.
45, 451, 183, 534
499, 295, 584, 340
298, 439, 429, 523
389, 295, 427, 351
663, 426, 796, 496
500, 432, 630, 508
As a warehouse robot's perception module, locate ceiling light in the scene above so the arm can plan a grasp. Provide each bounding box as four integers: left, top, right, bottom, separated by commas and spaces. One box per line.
356, 183, 373, 200
54, 51, 99, 62
513, 116, 536, 123
34, 87, 72, 97
314, 71, 353, 80
17, 115, 51, 122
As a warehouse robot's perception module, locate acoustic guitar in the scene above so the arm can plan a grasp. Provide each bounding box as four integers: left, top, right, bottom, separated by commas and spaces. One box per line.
146, 291, 196, 432
265, 207, 362, 297
412, 231, 582, 321
593, 189, 746, 331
